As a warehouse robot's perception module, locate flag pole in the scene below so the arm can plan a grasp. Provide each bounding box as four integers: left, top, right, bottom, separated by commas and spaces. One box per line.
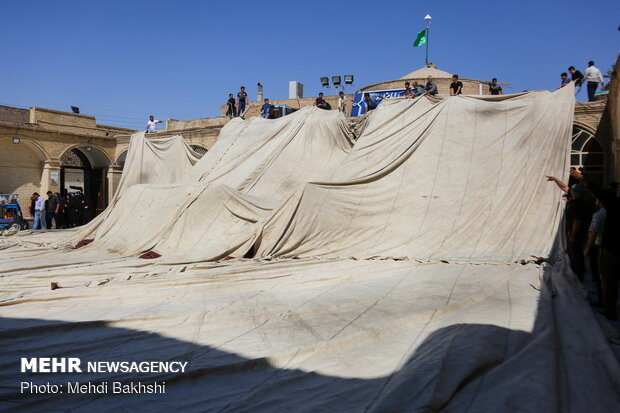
425, 26, 429, 65
424, 15, 432, 65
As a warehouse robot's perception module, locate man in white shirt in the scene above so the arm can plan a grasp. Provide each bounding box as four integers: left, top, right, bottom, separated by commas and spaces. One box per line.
584, 61, 605, 102
32, 192, 45, 230
146, 115, 164, 133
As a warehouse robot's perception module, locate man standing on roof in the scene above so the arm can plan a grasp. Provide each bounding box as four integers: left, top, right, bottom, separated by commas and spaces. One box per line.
449, 74, 463, 96
237, 86, 248, 116
488, 78, 503, 95
226, 93, 236, 118
423, 76, 437, 96
559, 72, 571, 88
338, 91, 348, 114
584, 61, 605, 102
146, 115, 164, 133
568, 66, 584, 96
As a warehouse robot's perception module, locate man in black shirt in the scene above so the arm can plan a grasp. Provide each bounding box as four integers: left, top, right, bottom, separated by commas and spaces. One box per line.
315, 92, 327, 109
489, 78, 503, 95
565, 184, 591, 281
449, 74, 463, 96
69, 191, 87, 227
237, 86, 248, 116
45, 191, 60, 229
226, 93, 236, 118
568, 66, 584, 96
546, 176, 593, 281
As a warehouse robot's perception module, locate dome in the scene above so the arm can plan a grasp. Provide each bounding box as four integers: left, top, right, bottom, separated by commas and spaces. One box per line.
400, 62, 452, 79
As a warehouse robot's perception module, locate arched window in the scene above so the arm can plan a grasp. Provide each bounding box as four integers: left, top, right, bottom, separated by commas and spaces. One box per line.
116, 150, 128, 169
60, 148, 92, 169
190, 145, 208, 156
571, 126, 604, 184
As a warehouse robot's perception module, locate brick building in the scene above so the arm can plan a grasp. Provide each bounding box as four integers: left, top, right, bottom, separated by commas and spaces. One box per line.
0, 107, 225, 218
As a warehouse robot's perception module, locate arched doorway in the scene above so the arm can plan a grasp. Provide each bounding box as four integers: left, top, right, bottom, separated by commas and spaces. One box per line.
571, 125, 605, 185
60, 146, 110, 217
0, 136, 47, 216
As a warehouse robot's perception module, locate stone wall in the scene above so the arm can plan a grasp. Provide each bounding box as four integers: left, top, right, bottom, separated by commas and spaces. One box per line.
29, 107, 102, 136
167, 116, 229, 132
574, 101, 606, 132
28, 107, 134, 137
0, 105, 29, 124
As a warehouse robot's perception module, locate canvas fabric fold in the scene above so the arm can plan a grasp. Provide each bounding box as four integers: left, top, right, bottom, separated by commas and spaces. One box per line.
254, 87, 574, 263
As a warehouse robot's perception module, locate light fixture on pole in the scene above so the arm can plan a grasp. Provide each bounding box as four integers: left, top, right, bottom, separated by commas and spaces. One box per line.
321, 75, 354, 92
424, 14, 432, 66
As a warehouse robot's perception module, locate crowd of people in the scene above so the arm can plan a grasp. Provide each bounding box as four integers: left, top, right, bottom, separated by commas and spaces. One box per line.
547, 169, 619, 320
214, 60, 612, 126
30, 190, 93, 230
219, 62, 605, 122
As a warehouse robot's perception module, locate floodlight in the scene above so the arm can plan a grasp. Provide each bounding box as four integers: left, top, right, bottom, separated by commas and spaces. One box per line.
320, 77, 329, 87
12, 137, 20, 144
85, 146, 92, 152
332, 76, 341, 86
344, 75, 354, 85
71, 106, 80, 114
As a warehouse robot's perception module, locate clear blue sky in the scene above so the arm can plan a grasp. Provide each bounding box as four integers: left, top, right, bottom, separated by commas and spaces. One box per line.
1, 0, 618, 130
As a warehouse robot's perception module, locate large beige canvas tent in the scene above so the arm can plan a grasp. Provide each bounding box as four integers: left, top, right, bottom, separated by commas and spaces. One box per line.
1, 84, 619, 412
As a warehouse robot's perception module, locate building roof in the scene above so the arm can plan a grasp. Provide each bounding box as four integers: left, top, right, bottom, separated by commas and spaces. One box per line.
400, 62, 452, 79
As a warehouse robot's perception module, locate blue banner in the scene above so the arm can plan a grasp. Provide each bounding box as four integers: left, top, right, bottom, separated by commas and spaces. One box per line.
350, 89, 407, 117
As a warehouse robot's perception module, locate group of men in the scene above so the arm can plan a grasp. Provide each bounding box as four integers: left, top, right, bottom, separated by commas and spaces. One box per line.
315, 92, 350, 116
402, 75, 441, 99
221, 73, 509, 119
30, 190, 92, 230
360, 74, 504, 115
226, 86, 250, 118
547, 170, 619, 320
559, 61, 606, 102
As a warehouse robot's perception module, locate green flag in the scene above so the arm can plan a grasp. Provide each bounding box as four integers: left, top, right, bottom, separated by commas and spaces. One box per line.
413, 29, 427, 47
